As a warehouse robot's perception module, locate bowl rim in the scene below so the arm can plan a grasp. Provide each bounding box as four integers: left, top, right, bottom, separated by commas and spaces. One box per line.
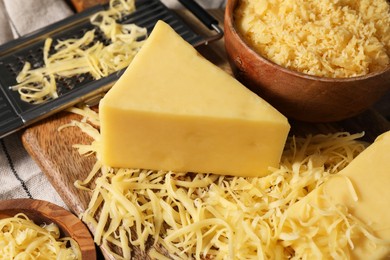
225, 0, 390, 83
0, 198, 96, 260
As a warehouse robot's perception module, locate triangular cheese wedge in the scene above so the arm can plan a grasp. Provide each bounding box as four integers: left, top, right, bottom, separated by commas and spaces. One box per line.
283, 131, 390, 258
99, 21, 290, 177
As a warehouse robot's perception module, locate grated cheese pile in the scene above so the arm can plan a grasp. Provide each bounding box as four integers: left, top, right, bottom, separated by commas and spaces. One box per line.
58, 105, 390, 259
0, 213, 81, 260
279, 188, 390, 259
11, 0, 147, 104
234, 0, 390, 78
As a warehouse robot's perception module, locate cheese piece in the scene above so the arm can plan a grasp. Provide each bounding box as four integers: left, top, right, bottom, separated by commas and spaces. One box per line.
284, 130, 390, 259
99, 20, 290, 177
235, 0, 390, 78
11, 0, 146, 104
0, 213, 81, 259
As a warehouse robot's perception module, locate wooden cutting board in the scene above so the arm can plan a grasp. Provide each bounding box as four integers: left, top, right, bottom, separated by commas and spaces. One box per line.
21, 8, 390, 259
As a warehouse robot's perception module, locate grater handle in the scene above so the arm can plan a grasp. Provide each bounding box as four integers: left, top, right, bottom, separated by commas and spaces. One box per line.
178, 0, 219, 30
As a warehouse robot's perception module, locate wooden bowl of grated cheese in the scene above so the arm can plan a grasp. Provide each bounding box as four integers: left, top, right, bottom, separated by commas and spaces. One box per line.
224, 0, 390, 122
0, 199, 96, 260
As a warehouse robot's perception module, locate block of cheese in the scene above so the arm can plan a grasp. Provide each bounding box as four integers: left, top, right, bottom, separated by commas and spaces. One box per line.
99, 20, 290, 177
284, 130, 390, 259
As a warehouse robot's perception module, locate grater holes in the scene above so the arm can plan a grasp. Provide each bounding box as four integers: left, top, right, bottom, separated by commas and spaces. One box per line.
17, 56, 25, 64
94, 28, 111, 46
76, 73, 94, 83
5, 63, 14, 73
56, 77, 77, 92
55, 73, 95, 96
5, 58, 23, 78
79, 28, 90, 35
36, 47, 44, 59
32, 61, 44, 69
56, 36, 69, 42
25, 50, 44, 69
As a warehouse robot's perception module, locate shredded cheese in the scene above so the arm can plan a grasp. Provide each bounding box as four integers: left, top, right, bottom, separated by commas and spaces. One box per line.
11, 0, 147, 104
0, 213, 81, 260
278, 186, 390, 259
234, 0, 390, 78
60, 106, 390, 259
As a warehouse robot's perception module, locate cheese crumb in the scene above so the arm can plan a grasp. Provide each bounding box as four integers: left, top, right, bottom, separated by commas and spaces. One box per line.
235, 0, 390, 78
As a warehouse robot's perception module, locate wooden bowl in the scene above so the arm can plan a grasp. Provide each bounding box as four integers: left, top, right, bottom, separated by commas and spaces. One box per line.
224, 0, 390, 122
0, 199, 96, 260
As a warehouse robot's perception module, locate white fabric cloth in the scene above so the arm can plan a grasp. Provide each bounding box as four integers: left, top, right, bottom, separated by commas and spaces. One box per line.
3, 0, 73, 38
0, 0, 13, 45
0, 0, 225, 210
0, 132, 67, 207
0, 0, 74, 209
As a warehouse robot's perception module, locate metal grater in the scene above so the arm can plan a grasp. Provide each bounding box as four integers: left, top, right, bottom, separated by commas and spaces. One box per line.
0, 0, 223, 139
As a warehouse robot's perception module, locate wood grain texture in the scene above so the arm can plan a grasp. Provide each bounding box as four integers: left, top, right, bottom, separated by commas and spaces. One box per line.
0, 199, 96, 260
22, 112, 96, 215
21, 9, 390, 259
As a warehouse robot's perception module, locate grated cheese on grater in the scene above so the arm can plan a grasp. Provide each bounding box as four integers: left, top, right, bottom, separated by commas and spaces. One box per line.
11, 0, 147, 104
234, 0, 390, 78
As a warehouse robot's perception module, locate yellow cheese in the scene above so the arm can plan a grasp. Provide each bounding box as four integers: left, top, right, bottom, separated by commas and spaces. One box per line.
0, 213, 81, 259
11, 0, 146, 104
99, 20, 290, 177
282, 130, 390, 259
235, 0, 390, 78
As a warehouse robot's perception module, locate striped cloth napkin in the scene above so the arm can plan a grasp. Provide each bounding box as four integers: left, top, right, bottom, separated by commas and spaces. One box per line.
0, 0, 74, 209
0, 0, 226, 210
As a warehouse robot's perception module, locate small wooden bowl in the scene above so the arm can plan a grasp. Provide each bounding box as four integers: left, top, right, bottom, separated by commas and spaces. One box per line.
0, 199, 96, 260
224, 0, 390, 122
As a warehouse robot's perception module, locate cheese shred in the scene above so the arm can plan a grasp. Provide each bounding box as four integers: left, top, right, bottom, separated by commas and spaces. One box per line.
11, 0, 147, 104
235, 0, 390, 78
60, 105, 390, 259
0, 213, 81, 260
